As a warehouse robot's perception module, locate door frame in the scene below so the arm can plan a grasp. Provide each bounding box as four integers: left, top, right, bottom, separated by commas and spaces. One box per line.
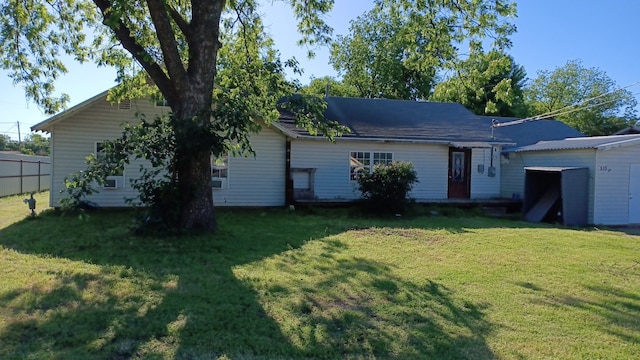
448, 147, 471, 199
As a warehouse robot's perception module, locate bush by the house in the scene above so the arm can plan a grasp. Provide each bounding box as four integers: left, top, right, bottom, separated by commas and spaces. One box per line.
357, 161, 418, 214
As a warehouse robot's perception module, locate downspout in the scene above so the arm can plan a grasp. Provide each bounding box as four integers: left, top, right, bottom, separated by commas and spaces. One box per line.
285, 139, 293, 206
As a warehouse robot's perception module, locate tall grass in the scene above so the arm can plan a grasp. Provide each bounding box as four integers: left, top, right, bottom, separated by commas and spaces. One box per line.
0, 197, 638, 359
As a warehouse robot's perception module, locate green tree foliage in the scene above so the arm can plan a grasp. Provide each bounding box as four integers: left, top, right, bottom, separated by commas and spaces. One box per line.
357, 162, 418, 214
330, 0, 517, 100
0, 0, 345, 231
524, 59, 639, 136
21, 134, 50, 155
430, 51, 528, 117
300, 76, 359, 98
0, 134, 18, 152
0, 134, 50, 155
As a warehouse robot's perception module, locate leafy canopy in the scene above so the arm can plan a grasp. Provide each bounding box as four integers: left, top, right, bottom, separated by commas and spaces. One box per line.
430, 51, 528, 117
330, 0, 517, 100
524, 59, 639, 135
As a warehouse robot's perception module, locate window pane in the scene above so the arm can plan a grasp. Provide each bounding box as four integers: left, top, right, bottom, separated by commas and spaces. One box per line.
350, 151, 370, 180
211, 153, 228, 179
451, 152, 465, 182
373, 152, 393, 166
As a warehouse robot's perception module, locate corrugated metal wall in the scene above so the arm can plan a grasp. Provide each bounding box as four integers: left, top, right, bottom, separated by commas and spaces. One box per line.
0, 153, 50, 197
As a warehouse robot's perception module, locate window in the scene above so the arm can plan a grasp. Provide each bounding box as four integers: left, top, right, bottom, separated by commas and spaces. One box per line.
451, 151, 465, 182
96, 142, 124, 188
350, 151, 393, 180
211, 153, 228, 189
373, 152, 393, 166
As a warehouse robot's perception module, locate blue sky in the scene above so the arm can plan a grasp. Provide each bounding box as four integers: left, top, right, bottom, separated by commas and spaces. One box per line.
2, 0, 639, 140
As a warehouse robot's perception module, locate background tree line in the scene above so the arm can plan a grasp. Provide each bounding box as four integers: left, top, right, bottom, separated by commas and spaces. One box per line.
0, 134, 50, 156
302, 4, 638, 136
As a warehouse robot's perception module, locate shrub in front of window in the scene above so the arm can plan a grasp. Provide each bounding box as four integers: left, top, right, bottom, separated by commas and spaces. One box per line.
357, 161, 418, 214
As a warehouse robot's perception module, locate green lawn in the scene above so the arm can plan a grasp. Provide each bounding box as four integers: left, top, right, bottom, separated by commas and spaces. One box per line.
0, 191, 50, 229
0, 195, 639, 359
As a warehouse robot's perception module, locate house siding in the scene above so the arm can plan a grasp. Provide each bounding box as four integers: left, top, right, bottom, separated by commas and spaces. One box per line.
212, 126, 286, 207
290, 140, 501, 201
49, 97, 286, 207
501, 149, 596, 223
592, 145, 640, 225
469, 146, 501, 199
50, 98, 161, 207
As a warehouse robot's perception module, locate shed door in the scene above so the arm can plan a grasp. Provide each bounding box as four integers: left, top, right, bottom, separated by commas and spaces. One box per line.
448, 148, 471, 199
629, 165, 640, 223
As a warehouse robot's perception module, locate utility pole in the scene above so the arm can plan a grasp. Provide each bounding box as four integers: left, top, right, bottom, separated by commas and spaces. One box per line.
17, 121, 21, 150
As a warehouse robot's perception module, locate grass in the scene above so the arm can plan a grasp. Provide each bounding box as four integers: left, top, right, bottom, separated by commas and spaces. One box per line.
0, 194, 639, 359
0, 191, 50, 228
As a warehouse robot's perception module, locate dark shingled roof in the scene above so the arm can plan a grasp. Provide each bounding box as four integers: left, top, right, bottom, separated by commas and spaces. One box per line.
277, 97, 586, 147
480, 116, 586, 149
278, 97, 503, 143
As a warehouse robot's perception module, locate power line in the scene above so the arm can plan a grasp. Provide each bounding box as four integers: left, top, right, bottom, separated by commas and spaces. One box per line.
493, 80, 640, 128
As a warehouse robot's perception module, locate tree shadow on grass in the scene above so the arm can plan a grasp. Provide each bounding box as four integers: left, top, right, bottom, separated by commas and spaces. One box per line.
243, 238, 496, 358
534, 283, 640, 345
0, 208, 500, 359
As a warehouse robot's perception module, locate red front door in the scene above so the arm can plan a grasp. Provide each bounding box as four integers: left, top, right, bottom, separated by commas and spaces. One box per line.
448, 147, 471, 199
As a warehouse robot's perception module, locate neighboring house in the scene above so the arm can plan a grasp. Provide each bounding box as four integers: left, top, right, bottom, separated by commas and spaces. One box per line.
502, 134, 640, 226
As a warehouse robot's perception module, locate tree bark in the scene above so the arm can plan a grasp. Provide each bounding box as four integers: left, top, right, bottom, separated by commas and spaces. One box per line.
175, 146, 216, 230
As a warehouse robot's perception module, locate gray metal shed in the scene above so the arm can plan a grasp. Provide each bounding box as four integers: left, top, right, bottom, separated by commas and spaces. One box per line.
523, 167, 589, 226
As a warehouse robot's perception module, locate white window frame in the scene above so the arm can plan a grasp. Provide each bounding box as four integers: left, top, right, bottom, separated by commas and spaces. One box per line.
96, 142, 125, 189
350, 151, 393, 180
154, 97, 169, 108
211, 152, 229, 190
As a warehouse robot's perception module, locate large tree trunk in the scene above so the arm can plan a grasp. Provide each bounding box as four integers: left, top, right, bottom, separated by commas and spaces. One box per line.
175, 146, 216, 230
172, 95, 218, 231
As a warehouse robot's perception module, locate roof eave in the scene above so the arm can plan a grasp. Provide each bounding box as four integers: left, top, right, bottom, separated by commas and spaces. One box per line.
292, 134, 511, 146
31, 89, 110, 133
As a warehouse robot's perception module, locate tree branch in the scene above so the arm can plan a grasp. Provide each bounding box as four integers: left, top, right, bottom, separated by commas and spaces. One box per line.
92, 0, 174, 98
167, 5, 192, 38
146, 0, 188, 87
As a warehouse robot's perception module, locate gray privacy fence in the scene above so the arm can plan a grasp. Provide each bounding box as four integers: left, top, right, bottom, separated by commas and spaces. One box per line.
0, 153, 50, 197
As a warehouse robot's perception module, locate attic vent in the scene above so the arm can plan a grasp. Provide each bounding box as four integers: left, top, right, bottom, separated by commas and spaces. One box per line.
118, 100, 132, 110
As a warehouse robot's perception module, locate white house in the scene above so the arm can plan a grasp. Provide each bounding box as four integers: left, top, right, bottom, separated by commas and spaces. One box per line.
31, 91, 289, 207
502, 134, 640, 226
33, 91, 588, 215
279, 97, 516, 203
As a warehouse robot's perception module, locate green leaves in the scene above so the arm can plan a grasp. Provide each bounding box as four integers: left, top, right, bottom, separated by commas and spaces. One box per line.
524, 59, 639, 135
330, 0, 517, 100
0, 0, 97, 114
357, 161, 418, 214
431, 50, 527, 117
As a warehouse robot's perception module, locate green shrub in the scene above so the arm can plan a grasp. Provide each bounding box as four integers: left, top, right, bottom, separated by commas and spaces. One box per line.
357, 162, 418, 214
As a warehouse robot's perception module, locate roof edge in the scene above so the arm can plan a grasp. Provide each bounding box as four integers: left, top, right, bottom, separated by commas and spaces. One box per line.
31, 89, 110, 132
